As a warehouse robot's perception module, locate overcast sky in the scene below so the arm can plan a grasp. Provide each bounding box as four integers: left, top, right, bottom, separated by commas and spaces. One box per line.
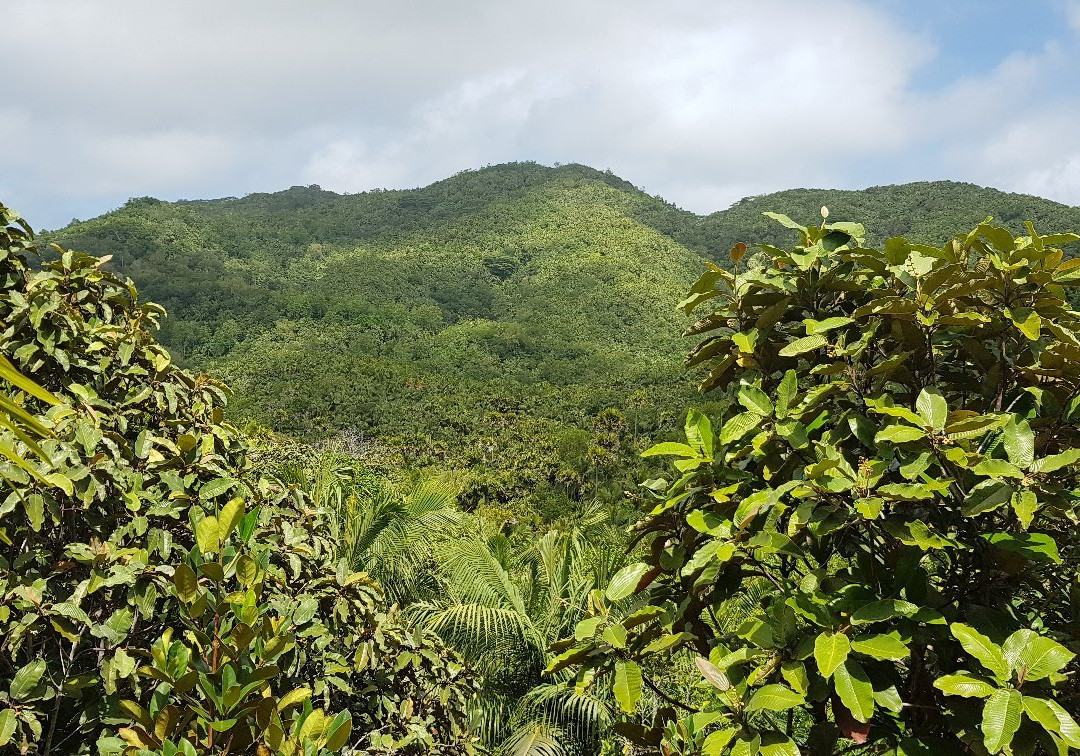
5, 0, 1080, 229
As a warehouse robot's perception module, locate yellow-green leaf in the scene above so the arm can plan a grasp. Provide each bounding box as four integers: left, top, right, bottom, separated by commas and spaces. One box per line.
814, 632, 850, 678
779, 334, 827, 357
613, 660, 642, 713
195, 515, 220, 555
981, 688, 1023, 753
217, 497, 245, 544
833, 659, 874, 723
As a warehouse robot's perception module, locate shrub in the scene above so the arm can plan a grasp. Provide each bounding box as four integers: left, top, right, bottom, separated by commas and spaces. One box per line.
555, 212, 1080, 753
0, 202, 476, 754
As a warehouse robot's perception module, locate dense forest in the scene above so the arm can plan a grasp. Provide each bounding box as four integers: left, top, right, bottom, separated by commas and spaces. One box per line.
44, 163, 1080, 521
4, 164, 1080, 754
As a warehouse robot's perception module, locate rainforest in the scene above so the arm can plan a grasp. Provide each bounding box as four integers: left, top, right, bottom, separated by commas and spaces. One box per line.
4, 162, 1080, 755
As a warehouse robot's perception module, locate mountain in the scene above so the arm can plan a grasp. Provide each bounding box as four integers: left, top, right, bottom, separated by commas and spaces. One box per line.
43, 162, 1080, 514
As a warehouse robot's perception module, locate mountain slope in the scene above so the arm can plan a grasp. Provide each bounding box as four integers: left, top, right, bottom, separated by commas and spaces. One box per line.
48, 164, 711, 514
698, 180, 1080, 254
43, 163, 1080, 513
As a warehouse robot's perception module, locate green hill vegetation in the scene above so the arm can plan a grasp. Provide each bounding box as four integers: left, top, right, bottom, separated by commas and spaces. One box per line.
46, 164, 1080, 518
7, 175, 1080, 755
46, 164, 1080, 522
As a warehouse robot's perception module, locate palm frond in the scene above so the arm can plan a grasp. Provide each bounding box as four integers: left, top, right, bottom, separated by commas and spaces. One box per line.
498, 722, 567, 756
518, 682, 612, 746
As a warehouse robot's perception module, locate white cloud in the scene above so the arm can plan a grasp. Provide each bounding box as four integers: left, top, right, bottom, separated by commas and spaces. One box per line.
301, 0, 934, 211
3, 0, 1080, 227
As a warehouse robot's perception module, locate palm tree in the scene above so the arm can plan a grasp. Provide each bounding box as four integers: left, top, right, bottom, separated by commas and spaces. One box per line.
279, 449, 466, 605
415, 503, 626, 755
285, 448, 627, 755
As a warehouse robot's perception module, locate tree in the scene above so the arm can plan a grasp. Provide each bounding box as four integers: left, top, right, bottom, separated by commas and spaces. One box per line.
419, 514, 622, 756
556, 212, 1080, 753
0, 204, 476, 754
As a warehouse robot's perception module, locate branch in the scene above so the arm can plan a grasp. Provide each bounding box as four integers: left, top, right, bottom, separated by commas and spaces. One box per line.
642, 674, 696, 713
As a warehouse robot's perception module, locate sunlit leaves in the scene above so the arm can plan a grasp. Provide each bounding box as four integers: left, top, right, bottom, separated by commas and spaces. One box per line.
981, 689, 1023, 754
833, 660, 874, 724
950, 624, 1010, 682
613, 660, 642, 713
577, 211, 1080, 755
814, 632, 850, 678
934, 674, 996, 698
606, 563, 652, 602
746, 685, 805, 713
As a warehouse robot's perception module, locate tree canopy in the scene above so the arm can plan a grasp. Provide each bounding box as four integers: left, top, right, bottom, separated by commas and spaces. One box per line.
557, 211, 1080, 754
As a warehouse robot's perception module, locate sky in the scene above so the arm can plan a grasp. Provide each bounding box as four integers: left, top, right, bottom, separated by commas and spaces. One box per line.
4, 0, 1080, 229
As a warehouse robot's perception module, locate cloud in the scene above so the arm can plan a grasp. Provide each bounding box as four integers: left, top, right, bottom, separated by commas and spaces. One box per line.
305, 0, 933, 210
3, 0, 1080, 228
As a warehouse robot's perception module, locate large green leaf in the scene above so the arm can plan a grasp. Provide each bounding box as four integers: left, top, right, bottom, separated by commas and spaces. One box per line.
874, 425, 926, 444
200, 477, 238, 499
1008, 307, 1042, 340
745, 684, 805, 712
701, 729, 736, 755
814, 631, 850, 678
973, 459, 1025, 479
217, 497, 246, 544
173, 564, 199, 603
0, 354, 59, 406
0, 709, 16, 746
1032, 448, 1080, 473
775, 369, 797, 419
613, 660, 642, 713
720, 411, 764, 444
804, 316, 854, 335
1002, 629, 1075, 681
833, 659, 874, 723
685, 409, 714, 458
9, 659, 45, 701
195, 515, 221, 555
1023, 697, 1080, 748
916, 387, 947, 431
606, 563, 651, 602
778, 334, 827, 357
933, 673, 996, 698
962, 481, 1015, 517
981, 688, 1023, 753
642, 442, 699, 458
738, 385, 773, 417
951, 623, 1009, 682
851, 632, 909, 660
729, 733, 762, 756
984, 532, 1060, 564
324, 711, 353, 751
1002, 419, 1035, 469
850, 599, 919, 625
763, 212, 806, 231
758, 732, 801, 756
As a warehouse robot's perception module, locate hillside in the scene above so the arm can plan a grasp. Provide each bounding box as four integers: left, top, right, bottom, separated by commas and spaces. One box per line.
48, 164, 713, 515
45, 162, 1080, 514
698, 180, 1080, 253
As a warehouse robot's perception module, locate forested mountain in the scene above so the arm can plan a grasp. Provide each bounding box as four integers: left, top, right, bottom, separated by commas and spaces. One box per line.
45, 162, 1080, 515
13, 165, 1080, 755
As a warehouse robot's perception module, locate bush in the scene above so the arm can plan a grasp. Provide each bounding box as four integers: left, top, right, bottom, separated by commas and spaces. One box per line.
555, 212, 1080, 753
0, 203, 476, 753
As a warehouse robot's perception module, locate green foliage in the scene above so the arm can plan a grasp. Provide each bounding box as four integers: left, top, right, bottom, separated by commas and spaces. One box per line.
45, 165, 1080, 521
112, 494, 353, 754
0, 206, 476, 754
285, 448, 629, 755
560, 212, 1080, 753
0, 203, 61, 474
